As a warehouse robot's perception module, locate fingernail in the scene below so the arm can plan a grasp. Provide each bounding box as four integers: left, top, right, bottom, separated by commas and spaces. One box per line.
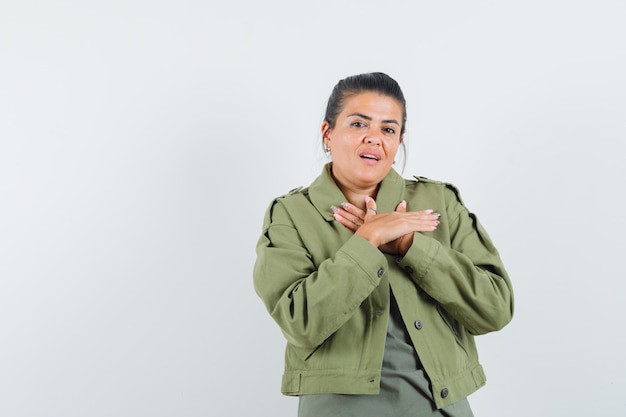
434, 212, 441, 218
401, 200, 407, 208
331, 205, 339, 213
341, 202, 349, 209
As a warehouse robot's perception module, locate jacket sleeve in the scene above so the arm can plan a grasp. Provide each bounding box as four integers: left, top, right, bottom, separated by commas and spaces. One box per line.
253, 197, 387, 350
398, 184, 514, 335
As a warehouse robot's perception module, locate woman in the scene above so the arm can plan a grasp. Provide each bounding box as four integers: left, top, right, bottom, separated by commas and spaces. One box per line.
253, 72, 514, 416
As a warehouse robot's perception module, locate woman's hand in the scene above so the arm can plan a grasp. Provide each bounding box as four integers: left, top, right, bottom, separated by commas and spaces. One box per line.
330, 202, 367, 233
332, 197, 440, 256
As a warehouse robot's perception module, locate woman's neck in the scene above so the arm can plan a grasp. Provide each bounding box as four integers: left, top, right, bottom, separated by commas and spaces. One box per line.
328, 165, 381, 209
337, 184, 379, 210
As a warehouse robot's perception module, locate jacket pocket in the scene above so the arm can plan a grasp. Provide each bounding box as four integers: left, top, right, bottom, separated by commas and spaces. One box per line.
436, 305, 470, 355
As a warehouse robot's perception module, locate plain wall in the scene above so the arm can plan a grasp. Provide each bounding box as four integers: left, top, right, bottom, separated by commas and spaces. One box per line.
1, 1, 625, 416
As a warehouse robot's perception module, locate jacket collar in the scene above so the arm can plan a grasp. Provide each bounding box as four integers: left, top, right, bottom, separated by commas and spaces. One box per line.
309, 163, 406, 221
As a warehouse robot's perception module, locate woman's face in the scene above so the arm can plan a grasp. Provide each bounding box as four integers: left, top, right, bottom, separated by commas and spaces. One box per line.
322, 92, 404, 192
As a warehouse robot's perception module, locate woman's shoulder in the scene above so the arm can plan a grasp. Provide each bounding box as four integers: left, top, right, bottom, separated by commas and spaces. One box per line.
405, 175, 466, 205
263, 185, 312, 214
259, 186, 311, 227
278, 186, 306, 198
409, 175, 444, 185
405, 175, 454, 190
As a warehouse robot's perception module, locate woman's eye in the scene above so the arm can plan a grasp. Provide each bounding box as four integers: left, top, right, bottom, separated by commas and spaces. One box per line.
351, 121, 366, 128
384, 127, 396, 134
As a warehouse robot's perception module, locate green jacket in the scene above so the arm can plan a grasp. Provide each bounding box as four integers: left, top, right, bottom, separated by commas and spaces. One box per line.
253, 164, 514, 409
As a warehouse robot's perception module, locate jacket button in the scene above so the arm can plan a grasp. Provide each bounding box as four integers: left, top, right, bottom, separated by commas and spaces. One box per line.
441, 388, 449, 398
414, 320, 423, 330
377, 268, 384, 278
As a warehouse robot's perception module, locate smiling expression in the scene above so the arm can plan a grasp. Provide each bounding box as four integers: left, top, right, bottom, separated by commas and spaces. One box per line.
322, 92, 404, 193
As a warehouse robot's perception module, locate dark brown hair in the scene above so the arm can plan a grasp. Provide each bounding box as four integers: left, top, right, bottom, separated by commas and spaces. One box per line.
324, 72, 407, 135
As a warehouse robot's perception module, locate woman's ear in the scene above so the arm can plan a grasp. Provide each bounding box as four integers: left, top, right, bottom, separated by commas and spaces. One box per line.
321, 121, 331, 147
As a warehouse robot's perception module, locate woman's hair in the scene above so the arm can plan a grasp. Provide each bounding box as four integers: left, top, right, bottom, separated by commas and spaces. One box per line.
323, 72, 408, 171
324, 72, 407, 134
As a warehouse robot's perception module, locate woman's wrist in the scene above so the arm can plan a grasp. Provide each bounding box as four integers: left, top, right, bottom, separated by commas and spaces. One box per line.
355, 225, 381, 248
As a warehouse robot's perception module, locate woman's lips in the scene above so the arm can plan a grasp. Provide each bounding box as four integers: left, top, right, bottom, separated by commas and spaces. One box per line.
359, 153, 381, 165
359, 149, 381, 165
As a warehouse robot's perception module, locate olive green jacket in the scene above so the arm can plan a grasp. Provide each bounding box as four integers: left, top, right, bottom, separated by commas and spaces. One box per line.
253, 164, 514, 409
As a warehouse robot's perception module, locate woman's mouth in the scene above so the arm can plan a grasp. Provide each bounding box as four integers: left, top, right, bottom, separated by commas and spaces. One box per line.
359, 152, 381, 161
359, 153, 382, 166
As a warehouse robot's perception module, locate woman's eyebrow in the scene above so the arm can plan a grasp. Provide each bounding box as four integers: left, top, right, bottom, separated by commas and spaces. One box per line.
347, 113, 400, 125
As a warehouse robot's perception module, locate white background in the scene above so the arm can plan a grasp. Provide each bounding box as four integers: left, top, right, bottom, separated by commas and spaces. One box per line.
1, 1, 625, 416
